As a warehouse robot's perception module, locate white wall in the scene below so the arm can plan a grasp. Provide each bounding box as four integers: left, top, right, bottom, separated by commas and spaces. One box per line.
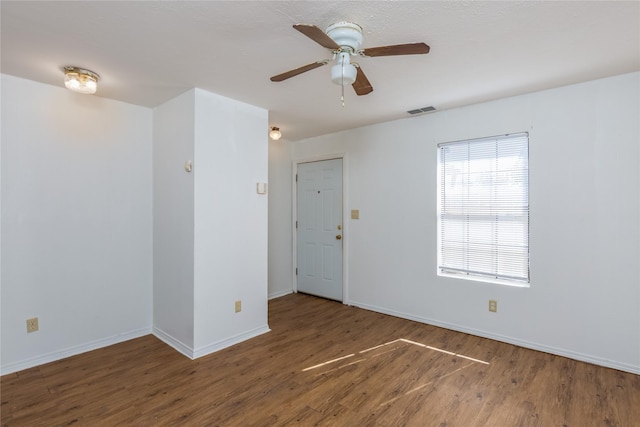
152, 88, 270, 358
1, 74, 153, 374
152, 89, 196, 353
1, 79, 269, 373
192, 89, 269, 356
290, 72, 640, 374
268, 139, 293, 299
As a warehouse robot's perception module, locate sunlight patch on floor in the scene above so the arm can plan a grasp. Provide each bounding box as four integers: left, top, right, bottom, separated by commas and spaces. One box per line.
301, 337, 491, 404
398, 338, 490, 365
302, 353, 356, 372
302, 338, 489, 372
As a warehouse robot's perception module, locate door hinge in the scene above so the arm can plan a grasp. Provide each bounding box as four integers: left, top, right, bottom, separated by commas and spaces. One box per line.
296, 268, 298, 275
296, 220, 298, 228
296, 174, 298, 182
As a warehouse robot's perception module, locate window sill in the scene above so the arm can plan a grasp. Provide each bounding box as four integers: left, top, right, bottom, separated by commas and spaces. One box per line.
438, 271, 530, 288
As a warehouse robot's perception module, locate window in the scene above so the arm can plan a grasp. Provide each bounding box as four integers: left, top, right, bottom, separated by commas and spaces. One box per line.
437, 133, 529, 285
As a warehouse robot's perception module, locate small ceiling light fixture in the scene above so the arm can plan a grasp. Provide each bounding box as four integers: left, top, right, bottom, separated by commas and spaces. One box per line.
63, 66, 100, 94
269, 127, 282, 140
330, 52, 357, 87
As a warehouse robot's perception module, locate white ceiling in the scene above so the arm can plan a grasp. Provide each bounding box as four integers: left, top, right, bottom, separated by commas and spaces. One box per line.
2, 1, 639, 141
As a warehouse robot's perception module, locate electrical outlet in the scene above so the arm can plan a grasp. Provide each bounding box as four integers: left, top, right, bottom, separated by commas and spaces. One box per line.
26, 317, 39, 333
489, 300, 497, 313
235, 300, 242, 313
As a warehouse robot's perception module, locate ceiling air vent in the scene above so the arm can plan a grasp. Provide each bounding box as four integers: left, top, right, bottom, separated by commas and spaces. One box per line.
407, 106, 436, 115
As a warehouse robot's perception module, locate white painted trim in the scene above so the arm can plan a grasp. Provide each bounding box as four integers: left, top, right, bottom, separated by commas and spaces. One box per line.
0, 327, 152, 375
269, 289, 293, 300
192, 325, 271, 359
291, 160, 298, 294
350, 300, 640, 375
2, 323, 272, 375
295, 153, 348, 164
292, 153, 349, 304
341, 154, 350, 305
152, 326, 195, 359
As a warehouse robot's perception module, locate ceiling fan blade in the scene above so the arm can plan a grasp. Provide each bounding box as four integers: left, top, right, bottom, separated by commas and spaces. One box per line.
353, 66, 373, 96
361, 42, 430, 57
293, 24, 340, 50
270, 60, 329, 82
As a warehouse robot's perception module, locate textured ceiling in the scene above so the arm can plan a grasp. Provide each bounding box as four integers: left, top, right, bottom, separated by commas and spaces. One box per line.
2, 1, 639, 141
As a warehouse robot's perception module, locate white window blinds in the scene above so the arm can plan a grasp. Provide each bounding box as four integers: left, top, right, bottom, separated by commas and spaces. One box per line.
437, 133, 529, 284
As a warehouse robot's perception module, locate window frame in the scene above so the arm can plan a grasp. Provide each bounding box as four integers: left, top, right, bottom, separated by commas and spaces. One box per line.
436, 132, 530, 287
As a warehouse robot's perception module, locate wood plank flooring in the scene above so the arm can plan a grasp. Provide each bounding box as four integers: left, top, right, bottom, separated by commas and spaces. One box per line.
2, 293, 639, 426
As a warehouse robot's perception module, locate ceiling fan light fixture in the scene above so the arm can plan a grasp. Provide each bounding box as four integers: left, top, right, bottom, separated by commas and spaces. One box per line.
331, 63, 357, 86
64, 66, 99, 94
269, 127, 282, 140
331, 52, 357, 86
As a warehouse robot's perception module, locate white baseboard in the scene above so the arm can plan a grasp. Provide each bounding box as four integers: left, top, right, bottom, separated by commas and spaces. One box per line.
192, 325, 271, 359
349, 300, 640, 375
2, 323, 272, 376
0, 327, 152, 376
152, 326, 195, 359
268, 289, 293, 300
153, 324, 271, 360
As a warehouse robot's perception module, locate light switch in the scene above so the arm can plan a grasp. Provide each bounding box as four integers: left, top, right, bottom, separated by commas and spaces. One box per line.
257, 182, 267, 194
351, 209, 360, 220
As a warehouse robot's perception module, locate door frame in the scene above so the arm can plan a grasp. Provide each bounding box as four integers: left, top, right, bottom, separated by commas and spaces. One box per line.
292, 153, 349, 304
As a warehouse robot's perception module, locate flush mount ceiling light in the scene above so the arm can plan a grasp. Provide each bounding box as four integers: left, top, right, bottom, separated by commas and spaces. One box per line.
269, 127, 282, 140
63, 66, 100, 94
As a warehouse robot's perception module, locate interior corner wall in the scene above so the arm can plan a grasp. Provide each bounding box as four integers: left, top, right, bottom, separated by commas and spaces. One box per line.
1, 74, 153, 374
152, 89, 196, 355
268, 138, 293, 299
290, 72, 640, 374
191, 89, 270, 356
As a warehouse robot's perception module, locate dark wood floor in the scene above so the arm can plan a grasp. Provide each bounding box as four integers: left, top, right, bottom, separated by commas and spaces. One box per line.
2, 293, 639, 426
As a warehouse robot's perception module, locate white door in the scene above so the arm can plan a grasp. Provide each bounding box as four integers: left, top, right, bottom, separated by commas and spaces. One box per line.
296, 159, 343, 301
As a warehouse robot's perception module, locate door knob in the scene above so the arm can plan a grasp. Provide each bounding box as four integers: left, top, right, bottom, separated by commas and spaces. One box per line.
336, 235, 342, 240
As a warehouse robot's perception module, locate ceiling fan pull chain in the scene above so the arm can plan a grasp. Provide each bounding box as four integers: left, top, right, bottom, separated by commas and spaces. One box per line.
341, 60, 345, 107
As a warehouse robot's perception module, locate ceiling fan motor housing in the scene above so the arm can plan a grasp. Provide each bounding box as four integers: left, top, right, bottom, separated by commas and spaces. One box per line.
326, 22, 363, 52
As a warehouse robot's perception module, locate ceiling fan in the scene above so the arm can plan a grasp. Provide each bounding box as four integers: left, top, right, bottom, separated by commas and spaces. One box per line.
270, 22, 430, 97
